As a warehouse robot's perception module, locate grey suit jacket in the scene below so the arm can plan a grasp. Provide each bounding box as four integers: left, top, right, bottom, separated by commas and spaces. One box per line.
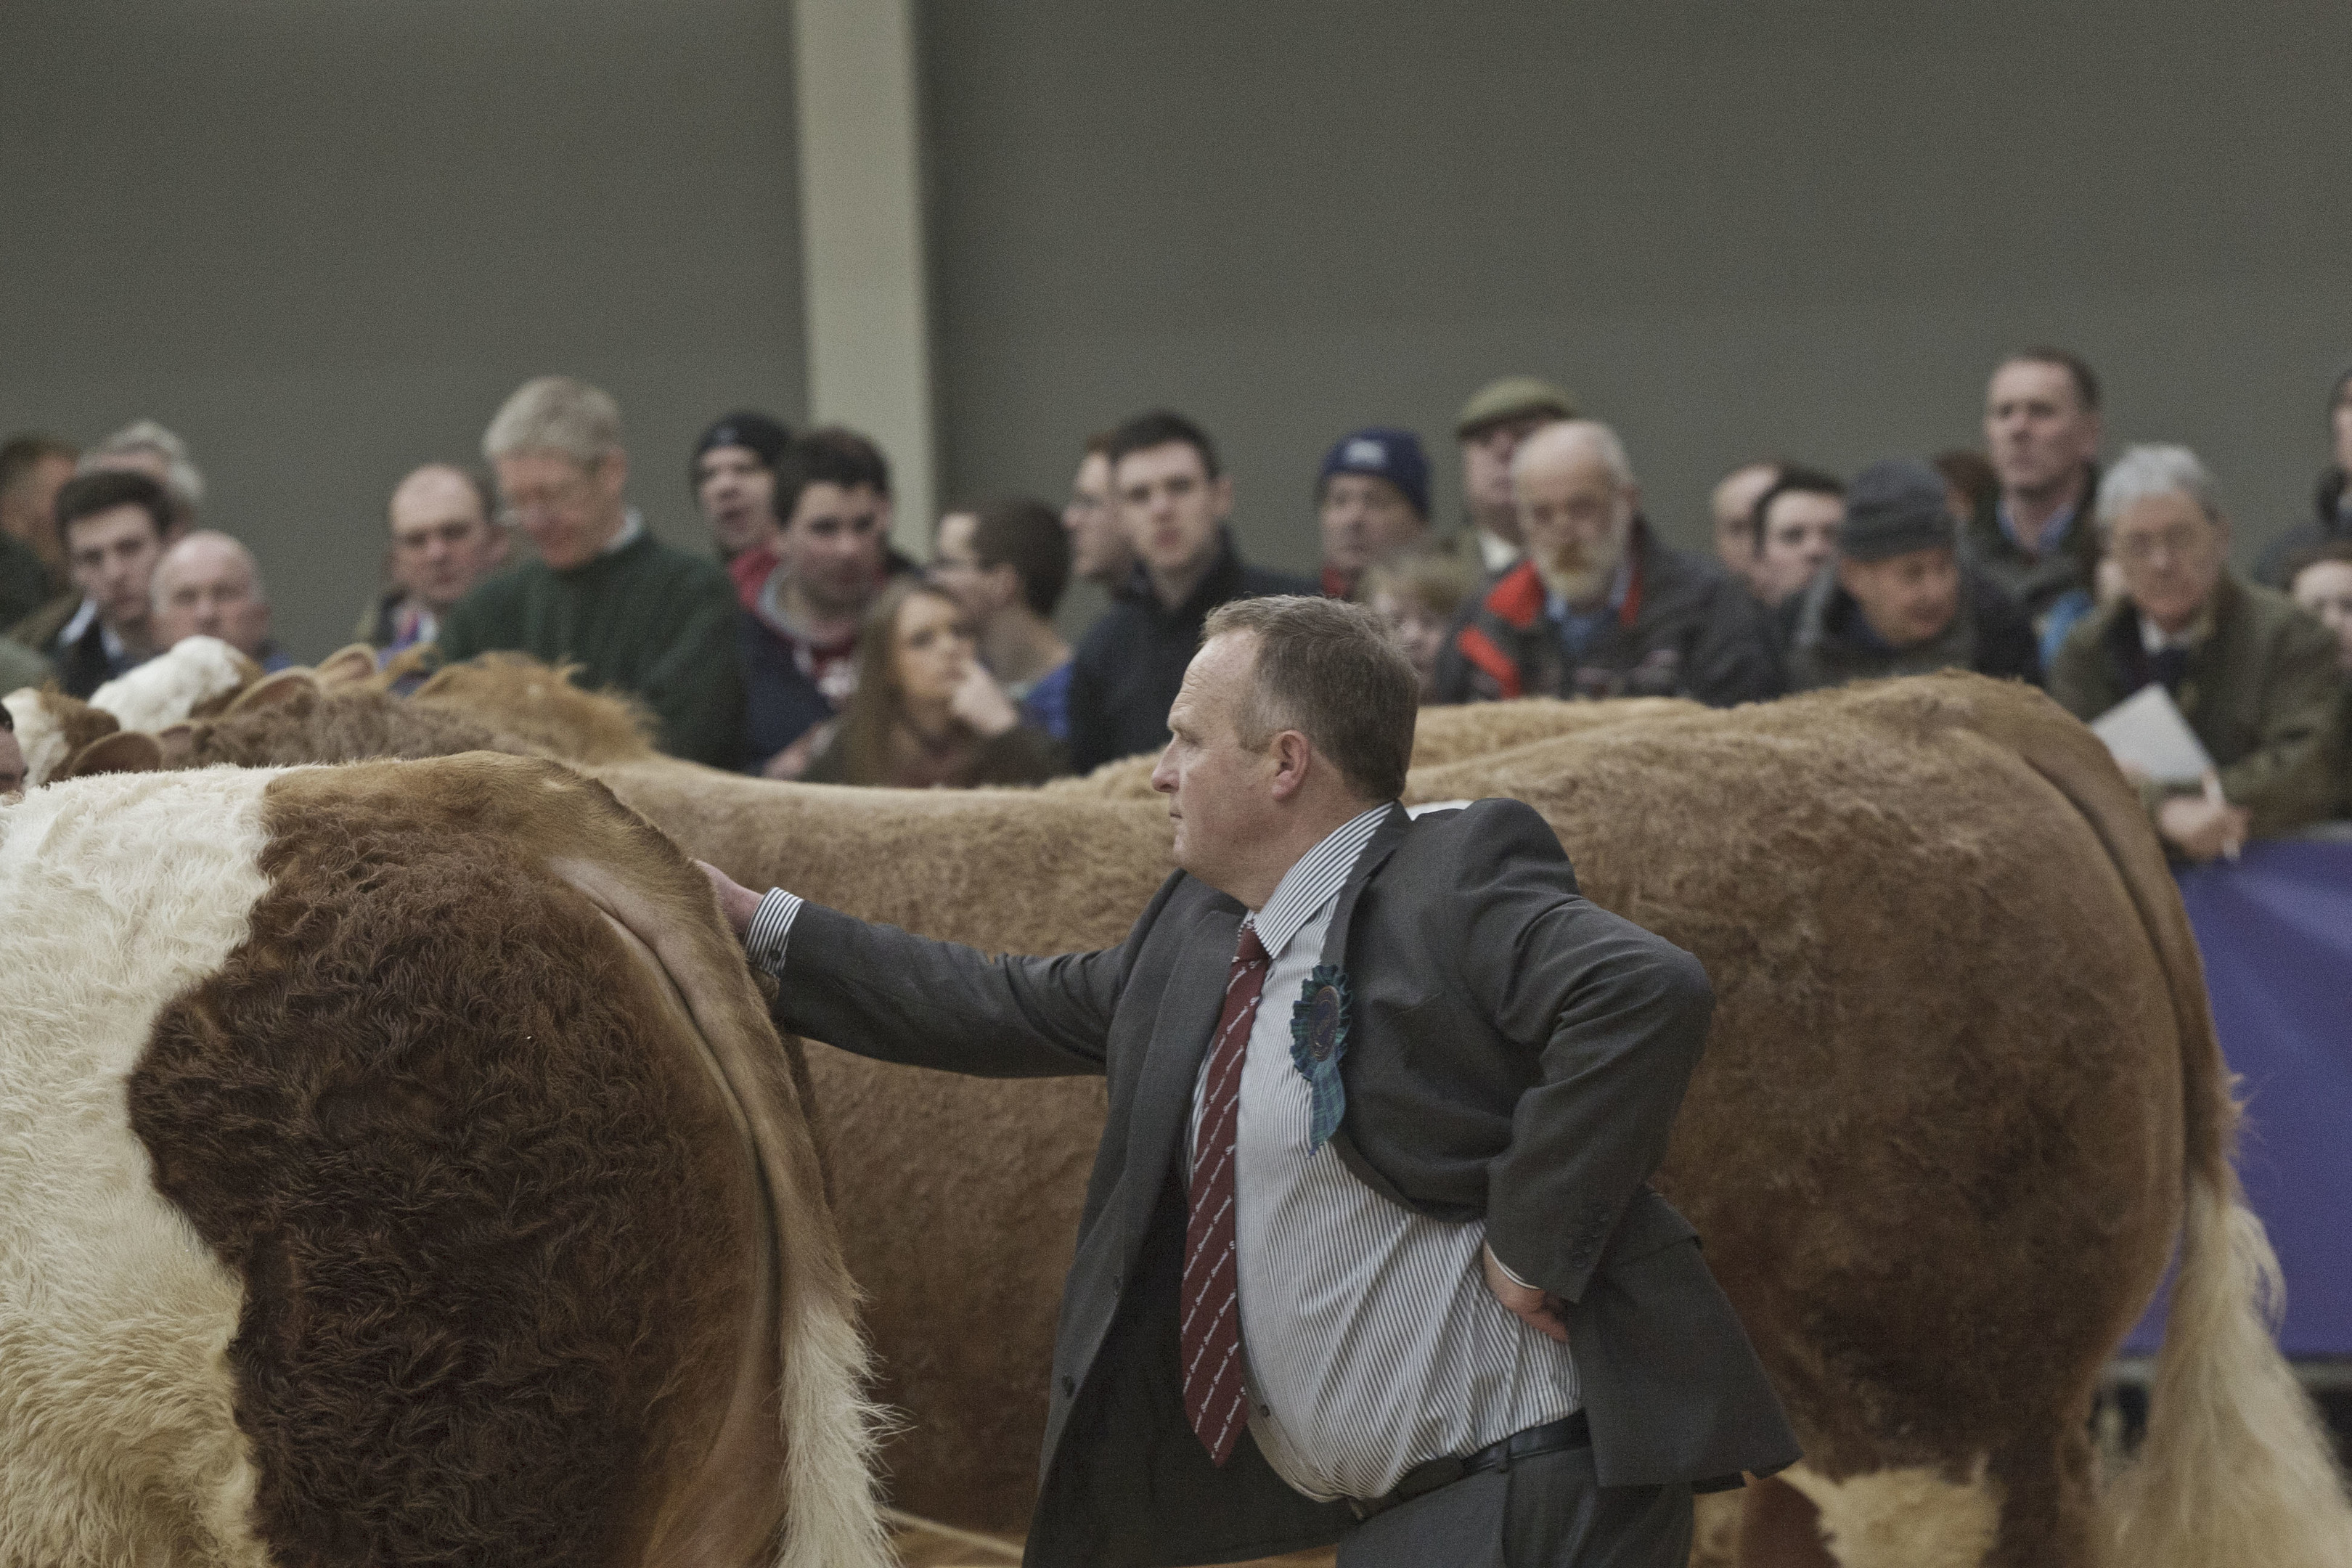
772, 799, 1797, 1568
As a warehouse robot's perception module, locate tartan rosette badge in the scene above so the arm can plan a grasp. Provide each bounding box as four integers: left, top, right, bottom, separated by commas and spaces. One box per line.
1288, 964, 1352, 1151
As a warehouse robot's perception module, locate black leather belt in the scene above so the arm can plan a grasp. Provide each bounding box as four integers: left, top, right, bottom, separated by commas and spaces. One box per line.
1347, 1411, 1591, 1521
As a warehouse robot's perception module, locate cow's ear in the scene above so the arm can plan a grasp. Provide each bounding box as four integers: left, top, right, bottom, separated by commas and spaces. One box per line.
314, 644, 380, 687
228, 669, 319, 714
64, 730, 165, 778
156, 722, 197, 767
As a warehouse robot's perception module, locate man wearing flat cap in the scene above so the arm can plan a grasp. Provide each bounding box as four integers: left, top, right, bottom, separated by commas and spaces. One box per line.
1781, 458, 2039, 693
1317, 427, 1431, 600
1449, 376, 1577, 583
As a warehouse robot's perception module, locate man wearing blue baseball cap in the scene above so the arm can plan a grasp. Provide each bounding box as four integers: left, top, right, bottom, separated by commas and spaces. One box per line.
1317, 427, 1430, 600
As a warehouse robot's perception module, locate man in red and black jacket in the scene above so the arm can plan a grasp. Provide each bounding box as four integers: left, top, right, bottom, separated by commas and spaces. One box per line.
1432, 420, 1782, 707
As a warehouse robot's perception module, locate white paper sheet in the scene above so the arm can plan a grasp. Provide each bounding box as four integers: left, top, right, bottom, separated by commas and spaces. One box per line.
2089, 683, 2216, 784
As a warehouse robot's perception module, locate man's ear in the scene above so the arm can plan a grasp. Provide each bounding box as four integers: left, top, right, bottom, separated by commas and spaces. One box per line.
1209, 474, 1236, 524
1267, 730, 1315, 802
985, 563, 1024, 613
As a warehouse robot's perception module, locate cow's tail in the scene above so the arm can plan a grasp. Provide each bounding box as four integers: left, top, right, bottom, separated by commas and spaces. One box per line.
773, 1241, 894, 1568
1948, 676, 2351, 1565
2111, 1166, 2352, 1567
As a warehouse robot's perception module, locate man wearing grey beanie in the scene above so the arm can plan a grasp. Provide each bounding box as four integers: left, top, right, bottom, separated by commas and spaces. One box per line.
1782, 459, 2040, 693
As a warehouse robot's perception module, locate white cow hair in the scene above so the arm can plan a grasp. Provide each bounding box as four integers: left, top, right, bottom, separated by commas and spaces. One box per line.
89, 635, 250, 732
4, 687, 71, 788
0, 768, 279, 1567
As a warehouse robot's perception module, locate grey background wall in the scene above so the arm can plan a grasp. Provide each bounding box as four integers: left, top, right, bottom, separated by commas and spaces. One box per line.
0, 0, 806, 661
922, 0, 2352, 631
6, 3, 2349, 659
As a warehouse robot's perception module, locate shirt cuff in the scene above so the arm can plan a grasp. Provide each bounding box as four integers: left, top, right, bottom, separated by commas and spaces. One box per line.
744, 888, 803, 979
1489, 1238, 1539, 1292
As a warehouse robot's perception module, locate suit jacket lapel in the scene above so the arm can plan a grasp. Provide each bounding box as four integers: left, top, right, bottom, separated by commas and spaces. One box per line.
1315, 801, 1411, 970
1123, 898, 1243, 1249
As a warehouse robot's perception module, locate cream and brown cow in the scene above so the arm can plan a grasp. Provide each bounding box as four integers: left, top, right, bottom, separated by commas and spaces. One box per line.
0, 754, 886, 1568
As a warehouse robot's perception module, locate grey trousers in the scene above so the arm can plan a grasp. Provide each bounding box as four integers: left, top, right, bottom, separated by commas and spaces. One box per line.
1334, 1447, 1692, 1568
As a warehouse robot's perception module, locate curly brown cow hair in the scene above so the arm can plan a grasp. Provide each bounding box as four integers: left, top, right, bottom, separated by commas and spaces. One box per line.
177, 682, 533, 767
128, 790, 761, 1567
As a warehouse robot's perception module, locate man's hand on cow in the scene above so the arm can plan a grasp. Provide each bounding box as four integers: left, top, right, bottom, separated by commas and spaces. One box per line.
698, 861, 762, 938
2155, 793, 2250, 864
1482, 1241, 1567, 1344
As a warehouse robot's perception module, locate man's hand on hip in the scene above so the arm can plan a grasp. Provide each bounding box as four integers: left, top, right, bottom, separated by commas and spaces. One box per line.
1482, 1241, 1568, 1344
699, 860, 762, 939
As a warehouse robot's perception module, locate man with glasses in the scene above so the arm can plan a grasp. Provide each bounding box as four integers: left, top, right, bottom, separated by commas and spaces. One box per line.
2049, 444, 2343, 861
435, 376, 743, 765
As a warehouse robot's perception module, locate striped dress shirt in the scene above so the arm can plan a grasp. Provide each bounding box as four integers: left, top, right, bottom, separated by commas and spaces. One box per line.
742, 801, 1578, 1504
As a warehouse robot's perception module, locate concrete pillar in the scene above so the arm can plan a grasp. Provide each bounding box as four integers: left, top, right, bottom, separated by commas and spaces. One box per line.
791, 0, 935, 554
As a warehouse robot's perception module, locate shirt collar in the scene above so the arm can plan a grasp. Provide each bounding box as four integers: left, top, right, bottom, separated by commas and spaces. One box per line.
1998, 498, 2078, 556
2139, 603, 2212, 656
1477, 528, 1520, 574
1244, 802, 1393, 960
601, 507, 646, 555
60, 597, 99, 645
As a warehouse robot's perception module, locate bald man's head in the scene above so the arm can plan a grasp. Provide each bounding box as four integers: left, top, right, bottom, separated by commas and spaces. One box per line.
151, 529, 271, 658
1512, 420, 1641, 605
388, 463, 507, 611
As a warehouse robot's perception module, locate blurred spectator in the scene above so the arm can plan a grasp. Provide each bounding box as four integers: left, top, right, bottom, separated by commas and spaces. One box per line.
931, 497, 1074, 740
1316, 427, 1429, 598
1963, 349, 2104, 637
1449, 377, 1577, 581
1710, 459, 1781, 595
741, 426, 910, 777
1746, 465, 1845, 610
1781, 459, 2038, 693
1361, 550, 1471, 702
1432, 420, 1780, 707
2286, 543, 2352, 671
356, 464, 509, 656
43, 470, 173, 697
692, 410, 792, 565
2253, 364, 2352, 588
437, 376, 742, 766
0, 699, 25, 795
1932, 449, 1998, 526
1062, 430, 1132, 589
80, 419, 203, 531
2051, 445, 2343, 858
801, 578, 1066, 787
1065, 409, 1315, 772
151, 530, 289, 670
1, 434, 78, 633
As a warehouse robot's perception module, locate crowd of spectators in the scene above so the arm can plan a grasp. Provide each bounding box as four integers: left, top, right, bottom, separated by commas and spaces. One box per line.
5, 351, 2349, 860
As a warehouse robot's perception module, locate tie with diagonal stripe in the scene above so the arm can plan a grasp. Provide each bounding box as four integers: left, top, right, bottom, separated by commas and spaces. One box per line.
1180, 923, 1271, 1466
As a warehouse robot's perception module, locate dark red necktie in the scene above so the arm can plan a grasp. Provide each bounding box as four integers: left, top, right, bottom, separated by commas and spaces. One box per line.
1181, 924, 1270, 1466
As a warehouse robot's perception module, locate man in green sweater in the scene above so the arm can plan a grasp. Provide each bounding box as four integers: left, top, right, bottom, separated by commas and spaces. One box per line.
436, 376, 743, 766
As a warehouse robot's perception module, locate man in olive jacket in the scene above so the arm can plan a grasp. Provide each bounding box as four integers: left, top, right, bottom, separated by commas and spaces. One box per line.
2051, 444, 2345, 859
708, 596, 1795, 1567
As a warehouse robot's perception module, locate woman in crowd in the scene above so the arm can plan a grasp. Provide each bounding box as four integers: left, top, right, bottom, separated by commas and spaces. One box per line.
802, 576, 1067, 787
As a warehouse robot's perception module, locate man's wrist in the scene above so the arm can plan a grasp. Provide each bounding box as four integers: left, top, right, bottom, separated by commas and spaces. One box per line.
745, 888, 803, 977
1485, 1238, 1538, 1291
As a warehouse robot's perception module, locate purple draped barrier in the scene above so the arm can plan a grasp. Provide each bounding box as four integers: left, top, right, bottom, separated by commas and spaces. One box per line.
2123, 838, 2352, 1357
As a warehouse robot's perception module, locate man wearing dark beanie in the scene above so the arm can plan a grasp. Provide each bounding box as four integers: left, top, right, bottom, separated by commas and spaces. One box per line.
1315, 427, 1430, 599
692, 410, 793, 564
1782, 458, 2039, 693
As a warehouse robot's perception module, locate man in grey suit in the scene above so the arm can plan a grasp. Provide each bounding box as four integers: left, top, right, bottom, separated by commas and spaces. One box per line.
706, 595, 1796, 1567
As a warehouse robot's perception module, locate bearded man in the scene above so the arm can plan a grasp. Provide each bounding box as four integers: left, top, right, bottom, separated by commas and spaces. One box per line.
1433, 421, 1781, 706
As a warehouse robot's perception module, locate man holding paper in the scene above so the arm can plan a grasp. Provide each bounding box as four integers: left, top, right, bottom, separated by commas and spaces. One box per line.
2051, 444, 2345, 860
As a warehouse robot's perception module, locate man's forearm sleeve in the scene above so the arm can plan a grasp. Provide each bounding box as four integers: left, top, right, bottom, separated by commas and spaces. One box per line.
746, 888, 803, 977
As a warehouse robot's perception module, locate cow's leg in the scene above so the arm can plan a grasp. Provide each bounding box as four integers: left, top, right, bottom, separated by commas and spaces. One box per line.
1774, 1460, 2002, 1568
1733, 1475, 1835, 1567
1985, 1421, 2102, 1568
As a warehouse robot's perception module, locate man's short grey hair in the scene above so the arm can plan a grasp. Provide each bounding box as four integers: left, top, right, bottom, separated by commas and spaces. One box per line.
483, 376, 624, 467
1512, 419, 1636, 489
2094, 444, 2221, 533
1200, 595, 1418, 802
152, 528, 266, 609
82, 419, 204, 514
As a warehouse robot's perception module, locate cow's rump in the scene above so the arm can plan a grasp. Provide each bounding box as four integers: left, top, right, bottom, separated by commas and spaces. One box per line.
0, 757, 884, 1568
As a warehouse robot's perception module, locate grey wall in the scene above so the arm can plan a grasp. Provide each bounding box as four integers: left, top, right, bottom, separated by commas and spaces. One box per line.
0, 0, 804, 661
921, 0, 2352, 630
